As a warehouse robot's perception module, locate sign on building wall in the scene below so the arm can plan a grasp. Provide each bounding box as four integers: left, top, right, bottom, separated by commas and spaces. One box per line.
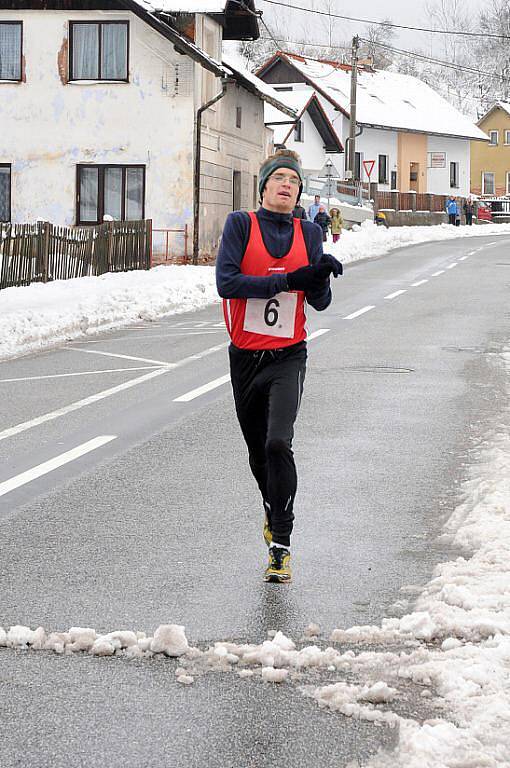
428, 152, 446, 168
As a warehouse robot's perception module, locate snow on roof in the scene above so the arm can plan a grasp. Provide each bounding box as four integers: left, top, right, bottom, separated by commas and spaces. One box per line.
278, 54, 488, 141
133, 1, 227, 12
222, 53, 297, 117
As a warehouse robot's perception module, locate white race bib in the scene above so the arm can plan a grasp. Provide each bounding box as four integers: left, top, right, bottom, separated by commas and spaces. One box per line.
243, 292, 297, 338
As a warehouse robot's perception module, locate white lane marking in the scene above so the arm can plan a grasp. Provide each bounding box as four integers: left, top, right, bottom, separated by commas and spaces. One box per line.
384, 289, 407, 300
344, 306, 376, 320
0, 342, 229, 443
431, 270, 445, 276
0, 366, 161, 384
411, 279, 428, 287
468, 251, 476, 256
446, 263, 458, 269
0, 436, 117, 497
68, 348, 176, 367
459, 256, 468, 261
307, 328, 330, 341
174, 374, 231, 402
173, 330, 330, 403
69, 331, 223, 344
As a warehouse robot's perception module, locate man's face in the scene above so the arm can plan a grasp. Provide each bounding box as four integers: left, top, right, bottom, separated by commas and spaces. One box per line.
315, 196, 320, 204
262, 168, 300, 214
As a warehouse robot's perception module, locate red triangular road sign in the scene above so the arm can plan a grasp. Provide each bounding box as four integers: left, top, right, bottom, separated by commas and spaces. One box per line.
363, 160, 375, 179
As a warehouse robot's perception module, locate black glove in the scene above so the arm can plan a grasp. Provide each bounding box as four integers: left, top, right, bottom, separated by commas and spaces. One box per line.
320, 253, 343, 277
286, 262, 332, 292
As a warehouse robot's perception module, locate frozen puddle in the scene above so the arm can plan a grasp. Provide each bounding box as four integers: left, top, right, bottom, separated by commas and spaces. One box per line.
2, 349, 509, 766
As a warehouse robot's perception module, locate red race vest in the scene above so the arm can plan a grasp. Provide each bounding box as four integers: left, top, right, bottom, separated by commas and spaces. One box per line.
223, 212, 309, 350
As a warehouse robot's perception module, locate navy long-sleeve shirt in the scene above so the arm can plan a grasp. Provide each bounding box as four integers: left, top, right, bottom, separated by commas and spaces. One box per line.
215, 207, 331, 311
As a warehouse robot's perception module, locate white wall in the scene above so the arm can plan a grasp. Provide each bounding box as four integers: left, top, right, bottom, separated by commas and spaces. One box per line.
356, 128, 398, 188
427, 136, 470, 197
284, 110, 328, 173
0, 9, 195, 228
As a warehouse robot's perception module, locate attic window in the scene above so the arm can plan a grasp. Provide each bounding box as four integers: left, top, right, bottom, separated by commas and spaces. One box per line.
274, 86, 293, 92
402, 99, 416, 108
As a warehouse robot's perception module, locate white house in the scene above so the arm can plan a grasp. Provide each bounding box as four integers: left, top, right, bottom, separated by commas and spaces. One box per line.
264, 89, 343, 196
0, 1, 293, 259
257, 52, 488, 198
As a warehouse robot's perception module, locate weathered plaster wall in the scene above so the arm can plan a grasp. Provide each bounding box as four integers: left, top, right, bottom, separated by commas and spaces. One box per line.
0, 9, 194, 230
199, 81, 268, 257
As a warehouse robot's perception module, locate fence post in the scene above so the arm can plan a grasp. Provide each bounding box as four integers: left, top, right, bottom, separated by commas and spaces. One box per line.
184, 224, 189, 263
391, 190, 399, 211
41, 221, 51, 283
146, 219, 152, 269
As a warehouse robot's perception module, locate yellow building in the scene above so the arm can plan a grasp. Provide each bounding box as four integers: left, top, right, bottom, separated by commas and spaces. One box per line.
471, 102, 510, 196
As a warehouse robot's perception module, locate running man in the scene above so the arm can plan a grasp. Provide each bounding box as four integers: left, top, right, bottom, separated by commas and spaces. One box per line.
216, 149, 342, 583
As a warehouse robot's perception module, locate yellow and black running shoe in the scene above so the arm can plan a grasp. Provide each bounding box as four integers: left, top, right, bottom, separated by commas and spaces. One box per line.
264, 546, 291, 583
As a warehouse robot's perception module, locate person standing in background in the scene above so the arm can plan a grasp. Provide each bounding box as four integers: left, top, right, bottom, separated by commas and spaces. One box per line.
308, 194, 321, 222
463, 197, 474, 226
329, 207, 344, 243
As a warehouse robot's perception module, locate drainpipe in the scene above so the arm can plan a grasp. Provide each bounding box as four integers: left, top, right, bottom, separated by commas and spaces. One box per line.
193, 78, 229, 264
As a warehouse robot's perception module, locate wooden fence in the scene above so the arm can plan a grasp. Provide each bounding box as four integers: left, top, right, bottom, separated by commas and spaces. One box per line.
0, 219, 152, 290
375, 190, 463, 214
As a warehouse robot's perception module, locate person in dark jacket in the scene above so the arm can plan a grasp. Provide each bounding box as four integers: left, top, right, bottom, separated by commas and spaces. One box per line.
216, 149, 342, 583
314, 205, 332, 242
292, 203, 307, 219
463, 196, 474, 225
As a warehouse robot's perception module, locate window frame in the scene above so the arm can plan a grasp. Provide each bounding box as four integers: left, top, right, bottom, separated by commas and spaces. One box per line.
236, 106, 242, 129
0, 163, 11, 222
506, 171, 510, 195
378, 154, 388, 184
76, 163, 145, 225
293, 120, 304, 142
0, 21, 23, 82
489, 130, 499, 146
505, 130, 510, 145
69, 20, 129, 83
481, 171, 495, 195
449, 161, 459, 189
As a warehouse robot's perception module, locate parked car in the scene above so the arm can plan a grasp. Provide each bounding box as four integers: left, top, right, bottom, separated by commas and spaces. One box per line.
476, 201, 492, 222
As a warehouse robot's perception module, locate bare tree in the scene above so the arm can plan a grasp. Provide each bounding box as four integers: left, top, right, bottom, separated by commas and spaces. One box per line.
359, 19, 396, 69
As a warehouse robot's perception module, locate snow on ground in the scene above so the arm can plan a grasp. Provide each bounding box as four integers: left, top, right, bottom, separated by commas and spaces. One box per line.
2, 221, 510, 362
2, 346, 509, 765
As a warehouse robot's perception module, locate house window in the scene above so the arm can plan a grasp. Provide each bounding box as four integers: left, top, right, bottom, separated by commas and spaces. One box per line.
0, 164, 11, 221
0, 22, 22, 81
233, 170, 242, 211
294, 120, 304, 142
77, 164, 145, 224
482, 172, 495, 195
450, 161, 459, 188
69, 21, 129, 81
390, 170, 397, 189
378, 154, 388, 184
236, 106, 242, 129
505, 130, 510, 145
489, 130, 498, 146
506, 172, 510, 194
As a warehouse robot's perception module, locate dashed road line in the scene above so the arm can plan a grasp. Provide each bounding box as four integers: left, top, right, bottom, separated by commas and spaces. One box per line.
384, 290, 407, 300
68, 348, 175, 367
431, 270, 445, 276
344, 306, 376, 320
0, 436, 117, 497
459, 256, 468, 261
446, 263, 457, 269
411, 279, 428, 287
0, 342, 229, 442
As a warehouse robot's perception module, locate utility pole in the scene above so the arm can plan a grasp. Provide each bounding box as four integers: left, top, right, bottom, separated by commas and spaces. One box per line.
347, 35, 359, 181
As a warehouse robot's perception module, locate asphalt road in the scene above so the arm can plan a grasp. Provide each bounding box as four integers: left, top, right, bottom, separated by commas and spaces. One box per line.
1, 232, 509, 767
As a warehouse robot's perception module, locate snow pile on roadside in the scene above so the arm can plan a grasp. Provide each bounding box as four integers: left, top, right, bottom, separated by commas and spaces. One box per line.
327, 218, 510, 264
0, 265, 218, 361
2, 222, 510, 362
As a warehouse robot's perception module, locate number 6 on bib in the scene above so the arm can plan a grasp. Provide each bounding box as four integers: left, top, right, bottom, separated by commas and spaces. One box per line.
243, 292, 298, 338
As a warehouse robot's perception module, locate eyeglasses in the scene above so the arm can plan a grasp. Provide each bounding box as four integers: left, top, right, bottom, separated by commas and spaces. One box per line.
269, 173, 301, 187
